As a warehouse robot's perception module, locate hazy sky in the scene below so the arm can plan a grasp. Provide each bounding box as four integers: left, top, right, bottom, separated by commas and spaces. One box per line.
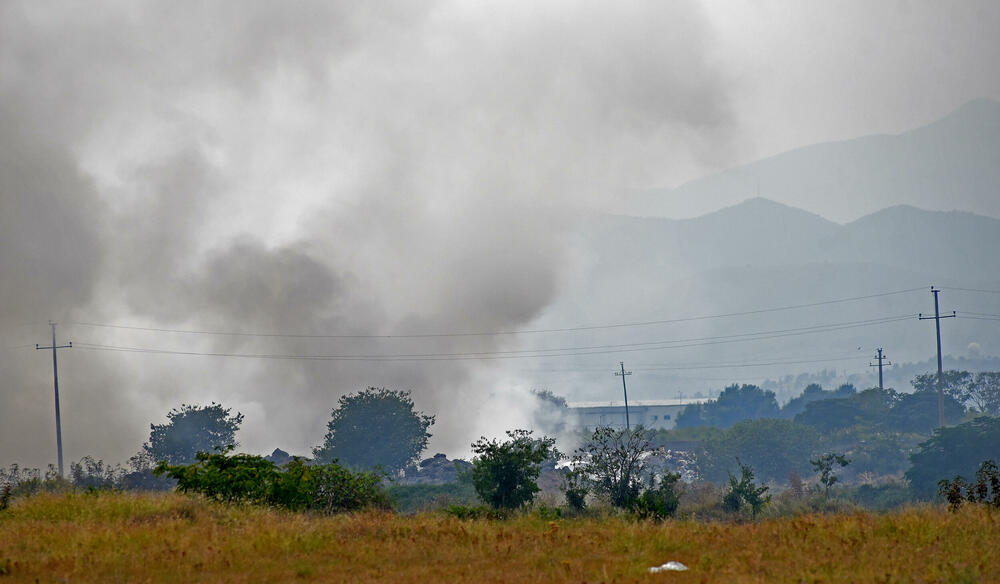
2, 1, 998, 469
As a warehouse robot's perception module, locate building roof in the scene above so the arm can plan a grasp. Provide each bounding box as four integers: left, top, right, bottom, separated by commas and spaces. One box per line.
567, 398, 712, 409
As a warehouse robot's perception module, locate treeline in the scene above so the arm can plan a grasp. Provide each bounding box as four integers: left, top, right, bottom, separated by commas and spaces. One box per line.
658, 370, 1000, 502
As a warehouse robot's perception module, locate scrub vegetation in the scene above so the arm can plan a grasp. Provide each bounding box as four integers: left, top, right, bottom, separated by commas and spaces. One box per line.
0, 492, 997, 583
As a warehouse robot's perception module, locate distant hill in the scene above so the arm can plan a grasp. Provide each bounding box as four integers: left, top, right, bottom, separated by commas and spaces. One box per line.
581, 199, 1000, 279
530, 201, 1000, 402
633, 99, 1000, 222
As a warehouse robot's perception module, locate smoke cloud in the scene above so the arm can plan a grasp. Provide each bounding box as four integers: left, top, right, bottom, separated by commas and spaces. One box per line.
0, 1, 735, 467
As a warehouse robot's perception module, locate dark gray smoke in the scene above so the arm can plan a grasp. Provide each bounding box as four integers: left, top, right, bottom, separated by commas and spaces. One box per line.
0, 1, 735, 467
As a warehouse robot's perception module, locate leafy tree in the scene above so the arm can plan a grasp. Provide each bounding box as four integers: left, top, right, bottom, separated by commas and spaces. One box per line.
967, 372, 1000, 415
699, 419, 819, 483
810, 452, 850, 496
143, 403, 243, 465
794, 397, 864, 433
313, 387, 434, 475
911, 370, 972, 402
849, 435, 906, 477
780, 383, 827, 418
887, 390, 965, 434
469, 429, 556, 511
794, 388, 901, 434
676, 384, 779, 428
721, 460, 771, 520
905, 416, 1000, 499
937, 459, 1000, 512
571, 426, 655, 508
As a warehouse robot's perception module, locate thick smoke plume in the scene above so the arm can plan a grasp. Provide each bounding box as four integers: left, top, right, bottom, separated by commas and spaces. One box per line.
0, 1, 734, 467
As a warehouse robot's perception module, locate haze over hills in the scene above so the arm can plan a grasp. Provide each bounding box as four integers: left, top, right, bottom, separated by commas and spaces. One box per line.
631, 99, 1000, 222
527, 200, 1000, 403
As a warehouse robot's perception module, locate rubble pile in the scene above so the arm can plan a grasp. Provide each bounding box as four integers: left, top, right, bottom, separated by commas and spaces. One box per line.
401, 453, 472, 485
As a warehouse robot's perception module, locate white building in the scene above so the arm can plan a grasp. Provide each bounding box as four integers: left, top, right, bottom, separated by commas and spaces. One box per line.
567, 398, 712, 430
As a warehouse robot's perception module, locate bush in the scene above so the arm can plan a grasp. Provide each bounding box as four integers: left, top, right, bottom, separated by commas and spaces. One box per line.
571, 426, 654, 509
387, 481, 478, 514
154, 449, 390, 513
722, 461, 771, 520
562, 468, 589, 512
699, 419, 820, 484
630, 472, 681, 520
470, 429, 556, 511
937, 459, 1000, 512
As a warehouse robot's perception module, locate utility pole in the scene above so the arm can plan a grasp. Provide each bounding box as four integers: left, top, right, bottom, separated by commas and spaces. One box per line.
869, 348, 891, 390
919, 287, 955, 428
36, 322, 71, 476
614, 362, 632, 430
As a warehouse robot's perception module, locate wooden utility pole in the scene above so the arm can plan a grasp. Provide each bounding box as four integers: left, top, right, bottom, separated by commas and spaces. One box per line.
870, 348, 891, 390
918, 287, 955, 428
614, 362, 632, 430
36, 322, 71, 476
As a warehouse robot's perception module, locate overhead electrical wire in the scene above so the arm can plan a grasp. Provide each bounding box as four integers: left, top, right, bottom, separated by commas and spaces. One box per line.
941, 286, 1000, 295
73, 313, 916, 362
65, 286, 925, 339
524, 353, 865, 373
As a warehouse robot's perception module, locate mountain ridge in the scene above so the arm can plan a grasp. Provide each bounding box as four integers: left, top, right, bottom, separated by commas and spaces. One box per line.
632, 98, 1000, 223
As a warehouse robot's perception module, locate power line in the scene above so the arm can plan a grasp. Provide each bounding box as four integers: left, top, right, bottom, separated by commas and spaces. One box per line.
65, 286, 924, 339
940, 286, 1000, 295
73, 313, 915, 362
527, 351, 867, 372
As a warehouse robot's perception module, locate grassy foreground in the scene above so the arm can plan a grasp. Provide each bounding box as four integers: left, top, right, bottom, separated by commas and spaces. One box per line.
0, 493, 996, 583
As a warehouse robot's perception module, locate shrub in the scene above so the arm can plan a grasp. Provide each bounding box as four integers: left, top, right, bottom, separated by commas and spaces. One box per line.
470, 429, 557, 511
938, 459, 1000, 512
562, 468, 589, 512
722, 461, 771, 520
443, 504, 504, 520
571, 426, 654, 509
154, 449, 390, 513
630, 472, 681, 520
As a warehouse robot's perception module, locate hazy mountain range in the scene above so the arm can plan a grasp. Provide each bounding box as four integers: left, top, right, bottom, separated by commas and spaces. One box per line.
529, 97, 1000, 404
530, 200, 1000, 403
631, 98, 1000, 223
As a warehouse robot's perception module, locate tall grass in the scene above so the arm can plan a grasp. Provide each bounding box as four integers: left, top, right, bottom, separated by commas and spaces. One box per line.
0, 491, 996, 582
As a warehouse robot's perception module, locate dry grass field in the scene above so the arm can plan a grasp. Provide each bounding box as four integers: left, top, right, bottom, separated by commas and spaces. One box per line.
0, 492, 996, 583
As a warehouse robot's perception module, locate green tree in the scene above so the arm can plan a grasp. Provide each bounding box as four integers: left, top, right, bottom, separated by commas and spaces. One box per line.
313, 387, 434, 475
905, 416, 1000, 499
143, 403, 244, 465
810, 452, 850, 496
571, 426, 655, 508
911, 370, 972, 402
967, 372, 1000, 415
469, 429, 556, 511
677, 384, 779, 428
887, 390, 965, 434
699, 419, 819, 483
937, 459, 1000, 511
722, 460, 771, 520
